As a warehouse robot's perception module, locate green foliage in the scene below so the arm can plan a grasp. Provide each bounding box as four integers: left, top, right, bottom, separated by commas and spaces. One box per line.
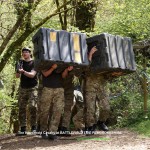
0, 63, 19, 96
0, 0, 150, 135
94, 0, 150, 41
0, 62, 18, 134
0, 91, 13, 134
129, 119, 150, 137
109, 71, 150, 132
93, 0, 150, 132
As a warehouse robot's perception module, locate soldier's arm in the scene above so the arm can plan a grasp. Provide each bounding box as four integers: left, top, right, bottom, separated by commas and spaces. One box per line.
88, 46, 97, 61
16, 73, 20, 78
42, 64, 57, 77
19, 68, 37, 78
62, 66, 73, 78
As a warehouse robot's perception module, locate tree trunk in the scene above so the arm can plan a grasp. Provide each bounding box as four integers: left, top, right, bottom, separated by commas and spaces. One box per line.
75, 0, 97, 32
0, 1, 72, 72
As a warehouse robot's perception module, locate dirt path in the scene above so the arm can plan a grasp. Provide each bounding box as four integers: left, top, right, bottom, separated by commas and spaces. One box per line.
0, 129, 150, 150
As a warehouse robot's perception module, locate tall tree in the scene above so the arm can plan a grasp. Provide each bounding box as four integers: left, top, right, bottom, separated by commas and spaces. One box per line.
0, 0, 72, 72
55, 0, 68, 30
74, 0, 98, 32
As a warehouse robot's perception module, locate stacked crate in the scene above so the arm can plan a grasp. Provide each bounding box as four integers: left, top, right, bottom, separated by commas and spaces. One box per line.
32, 27, 89, 71
32, 28, 136, 77
86, 33, 136, 77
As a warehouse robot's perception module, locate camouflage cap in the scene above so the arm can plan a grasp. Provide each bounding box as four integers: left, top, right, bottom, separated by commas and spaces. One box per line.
22, 47, 31, 53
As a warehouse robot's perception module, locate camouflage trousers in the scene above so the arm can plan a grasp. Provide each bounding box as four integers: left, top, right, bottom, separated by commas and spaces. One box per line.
72, 90, 85, 130
18, 86, 38, 128
95, 92, 110, 122
61, 89, 74, 129
36, 83, 43, 131
39, 87, 64, 132
85, 74, 110, 127
73, 102, 85, 130
62, 88, 85, 130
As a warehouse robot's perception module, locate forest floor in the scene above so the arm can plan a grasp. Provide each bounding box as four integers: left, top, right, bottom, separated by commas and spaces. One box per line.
0, 129, 150, 150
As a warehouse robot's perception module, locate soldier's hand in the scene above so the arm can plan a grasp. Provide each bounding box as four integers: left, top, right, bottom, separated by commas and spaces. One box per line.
67, 66, 73, 71
88, 46, 97, 61
51, 64, 57, 70
18, 68, 24, 74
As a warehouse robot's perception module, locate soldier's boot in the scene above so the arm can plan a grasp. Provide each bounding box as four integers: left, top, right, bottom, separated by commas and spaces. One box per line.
85, 125, 96, 136
56, 126, 62, 136
48, 134, 58, 140
97, 121, 109, 132
31, 125, 36, 132
41, 131, 48, 139
57, 126, 71, 136
16, 126, 27, 136
36, 125, 41, 135
82, 127, 90, 135
76, 127, 86, 134
36, 124, 40, 132
92, 124, 97, 131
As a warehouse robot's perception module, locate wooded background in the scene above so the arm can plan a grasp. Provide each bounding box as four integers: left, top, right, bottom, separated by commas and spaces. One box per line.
0, 0, 149, 134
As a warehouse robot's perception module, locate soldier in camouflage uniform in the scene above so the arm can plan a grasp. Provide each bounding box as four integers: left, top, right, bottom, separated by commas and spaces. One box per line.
85, 74, 110, 132
60, 75, 85, 135
96, 76, 110, 131
39, 65, 73, 140
60, 73, 74, 134
84, 47, 110, 133
72, 86, 85, 131
16, 47, 38, 135
36, 72, 43, 132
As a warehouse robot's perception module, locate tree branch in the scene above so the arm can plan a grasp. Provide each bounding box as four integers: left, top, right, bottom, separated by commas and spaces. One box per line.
0, 0, 74, 72
32, 0, 71, 30
0, 106, 7, 115
0, 34, 4, 40
0, 29, 32, 72
32, 0, 42, 11
0, 13, 27, 56
25, 0, 34, 30
63, 0, 67, 30
55, 0, 64, 30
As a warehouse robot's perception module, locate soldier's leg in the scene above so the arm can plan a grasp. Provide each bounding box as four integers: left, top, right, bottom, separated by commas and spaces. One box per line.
48, 88, 64, 133
82, 76, 97, 134
73, 101, 85, 131
61, 89, 74, 130
95, 97, 100, 123
85, 91, 96, 128
37, 74, 43, 132
39, 87, 53, 133
98, 98, 110, 122
36, 92, 42, 132
16, 88, 28, 135
18, 89, 28, 128
28, 87, 38, 131
36, 82, 43, 132
97, 88, 110, 131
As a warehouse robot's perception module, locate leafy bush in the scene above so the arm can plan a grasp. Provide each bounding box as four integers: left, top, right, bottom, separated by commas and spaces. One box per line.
109, 72, 150, 129
0, 92, 13, 134
0, 63, 19, 134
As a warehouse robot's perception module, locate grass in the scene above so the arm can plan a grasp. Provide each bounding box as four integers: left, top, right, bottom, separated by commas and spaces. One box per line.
77, 137, 110, 141
129, 118, 150, 137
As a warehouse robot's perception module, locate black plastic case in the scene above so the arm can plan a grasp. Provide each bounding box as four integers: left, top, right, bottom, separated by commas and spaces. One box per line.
86, 33, 136, 77
32, 27, 89, 71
